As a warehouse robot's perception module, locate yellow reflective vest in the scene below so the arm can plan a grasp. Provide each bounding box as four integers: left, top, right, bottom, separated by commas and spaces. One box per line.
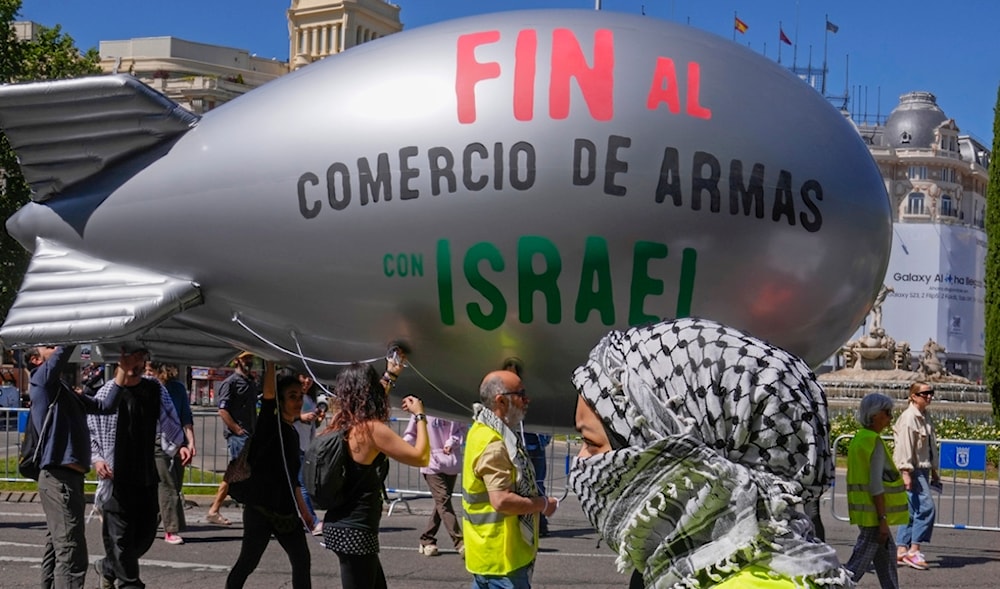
712, 564, 815, 588
462, 422, 537, 575
847, 428, 909, 526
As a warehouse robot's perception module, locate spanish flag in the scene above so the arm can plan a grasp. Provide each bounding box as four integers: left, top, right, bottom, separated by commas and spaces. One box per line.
734, 16, 749, 34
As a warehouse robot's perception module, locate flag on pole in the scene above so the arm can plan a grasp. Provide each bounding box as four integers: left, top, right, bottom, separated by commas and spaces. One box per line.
734, 16, 749, 34
779, 27, 792, 45
826, 19, 839, 33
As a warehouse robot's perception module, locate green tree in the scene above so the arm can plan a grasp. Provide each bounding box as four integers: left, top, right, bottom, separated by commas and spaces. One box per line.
0, 0, 100, 325
986, 84, 1000, 422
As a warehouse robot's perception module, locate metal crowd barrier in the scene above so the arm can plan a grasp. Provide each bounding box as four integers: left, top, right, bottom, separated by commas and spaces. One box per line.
380, 416, 578, 517
830, 434, 1000, 532
2, 407, 579, 516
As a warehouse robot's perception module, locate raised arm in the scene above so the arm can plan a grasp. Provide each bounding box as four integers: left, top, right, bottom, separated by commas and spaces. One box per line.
262, 360, 276, 401
372, 397, 429, 468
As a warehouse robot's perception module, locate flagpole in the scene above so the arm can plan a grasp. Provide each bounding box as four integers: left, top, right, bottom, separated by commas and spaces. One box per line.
733, 11, 737, 41
595, 0, 601, 9
778, 21, 783, 64
793, 0, 799, 69
822, 14, 830, 94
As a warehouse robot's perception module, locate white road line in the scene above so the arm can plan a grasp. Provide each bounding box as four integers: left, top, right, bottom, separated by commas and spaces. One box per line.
0, 555, 230, 572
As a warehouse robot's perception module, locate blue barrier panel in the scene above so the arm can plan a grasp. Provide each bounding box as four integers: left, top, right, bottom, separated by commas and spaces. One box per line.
939, 441, 987, 471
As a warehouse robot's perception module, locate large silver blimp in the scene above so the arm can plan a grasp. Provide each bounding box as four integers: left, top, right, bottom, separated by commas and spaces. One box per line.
0, 10, 890, 425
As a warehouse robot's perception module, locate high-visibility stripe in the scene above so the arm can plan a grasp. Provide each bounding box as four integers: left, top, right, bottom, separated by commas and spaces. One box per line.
465, 511, 505, 525
463, 490, 490, 504
848, 502, 909, 514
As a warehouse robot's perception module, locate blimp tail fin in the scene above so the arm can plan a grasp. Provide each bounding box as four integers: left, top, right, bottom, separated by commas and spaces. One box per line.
94, 321, 242, 367
0, 74, 199, 203
0, 239, 203, 349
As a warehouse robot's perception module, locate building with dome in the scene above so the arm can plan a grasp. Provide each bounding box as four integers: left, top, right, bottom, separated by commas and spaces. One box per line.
853, 91, 991, 380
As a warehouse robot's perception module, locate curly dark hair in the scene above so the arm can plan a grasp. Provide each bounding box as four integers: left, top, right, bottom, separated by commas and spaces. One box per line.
328, 363, 388, 437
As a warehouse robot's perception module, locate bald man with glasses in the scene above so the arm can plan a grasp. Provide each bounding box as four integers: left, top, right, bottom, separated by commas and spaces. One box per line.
462, 370, 557, 589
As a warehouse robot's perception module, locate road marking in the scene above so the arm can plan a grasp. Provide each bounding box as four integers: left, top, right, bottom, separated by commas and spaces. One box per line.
0, 540, 615, 563
0, 555, 231, 572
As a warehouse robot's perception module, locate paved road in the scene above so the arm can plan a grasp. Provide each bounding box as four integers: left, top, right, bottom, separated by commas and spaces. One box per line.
1, 488, 999, 589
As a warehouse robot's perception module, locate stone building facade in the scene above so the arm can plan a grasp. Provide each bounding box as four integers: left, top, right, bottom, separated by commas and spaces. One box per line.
853, 92, 991, 380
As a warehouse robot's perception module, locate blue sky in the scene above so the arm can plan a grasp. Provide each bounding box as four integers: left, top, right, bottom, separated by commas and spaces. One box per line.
17, 0, 998, 144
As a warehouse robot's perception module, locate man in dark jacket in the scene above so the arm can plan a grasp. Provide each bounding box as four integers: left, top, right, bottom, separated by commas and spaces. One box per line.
28, 345, 122, 589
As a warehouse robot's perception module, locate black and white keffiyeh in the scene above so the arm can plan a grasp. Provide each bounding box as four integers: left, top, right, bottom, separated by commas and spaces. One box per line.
472, 403, 540, 545
569, 318, 850, 588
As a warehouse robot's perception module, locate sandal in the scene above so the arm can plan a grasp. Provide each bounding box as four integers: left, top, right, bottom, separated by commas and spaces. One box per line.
206, 512, 231, 526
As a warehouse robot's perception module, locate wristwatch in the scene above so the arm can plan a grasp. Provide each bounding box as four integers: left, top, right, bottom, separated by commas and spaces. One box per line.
414, 413, 427, 422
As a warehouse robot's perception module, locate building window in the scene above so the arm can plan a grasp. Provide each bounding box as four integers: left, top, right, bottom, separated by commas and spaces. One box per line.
906, 192, 925, 215
908, 165, 927, 180
940, 194, 953, 217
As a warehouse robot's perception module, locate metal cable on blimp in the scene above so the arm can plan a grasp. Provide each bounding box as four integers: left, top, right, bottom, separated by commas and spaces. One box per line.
233, 313, 472, 413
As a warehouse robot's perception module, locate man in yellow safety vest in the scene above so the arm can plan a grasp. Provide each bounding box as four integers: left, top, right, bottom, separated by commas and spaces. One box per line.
462, 370, 558, 589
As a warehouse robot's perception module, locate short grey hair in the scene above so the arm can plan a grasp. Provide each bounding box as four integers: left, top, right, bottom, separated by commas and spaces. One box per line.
857, 393, 894, 428
479, 375, 507, 409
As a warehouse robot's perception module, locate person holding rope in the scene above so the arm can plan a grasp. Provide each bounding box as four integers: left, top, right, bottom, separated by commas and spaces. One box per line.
226, 360, 314, 589
322, 349, 430, 589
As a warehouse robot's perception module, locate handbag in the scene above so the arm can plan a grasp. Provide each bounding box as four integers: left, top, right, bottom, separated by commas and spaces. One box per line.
224, 437, 254, 503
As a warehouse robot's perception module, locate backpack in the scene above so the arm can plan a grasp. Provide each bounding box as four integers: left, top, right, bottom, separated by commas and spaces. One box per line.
303, 429, 349, 510
19, 387, 62, 480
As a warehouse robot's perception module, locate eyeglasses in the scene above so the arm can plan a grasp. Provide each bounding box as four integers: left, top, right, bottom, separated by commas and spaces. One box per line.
501, 389, 527, 399
915, 390, 935, 398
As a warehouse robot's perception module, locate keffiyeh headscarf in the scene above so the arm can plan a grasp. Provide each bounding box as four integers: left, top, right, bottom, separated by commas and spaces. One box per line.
569, 318, 851, 588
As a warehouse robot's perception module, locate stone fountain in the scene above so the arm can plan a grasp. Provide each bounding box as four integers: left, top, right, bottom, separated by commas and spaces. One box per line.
817, 285, 988, 409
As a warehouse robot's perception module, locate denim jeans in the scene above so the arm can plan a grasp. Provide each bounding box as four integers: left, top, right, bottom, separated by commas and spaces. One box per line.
227, 433, 249, 461
896, 468, 936, 547
471, 563, 534, 589
297, 450, 317, 523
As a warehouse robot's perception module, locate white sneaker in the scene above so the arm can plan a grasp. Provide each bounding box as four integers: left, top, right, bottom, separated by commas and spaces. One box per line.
418, 544, 439, 556
312, 522, 324, 536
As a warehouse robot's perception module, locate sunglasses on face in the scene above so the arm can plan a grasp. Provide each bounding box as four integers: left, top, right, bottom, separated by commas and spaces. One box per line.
915, 390, 935, 398
501, 389, 527, 399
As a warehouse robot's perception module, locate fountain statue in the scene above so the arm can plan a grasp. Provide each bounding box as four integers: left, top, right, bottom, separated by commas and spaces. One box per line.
819, 284, 970, 385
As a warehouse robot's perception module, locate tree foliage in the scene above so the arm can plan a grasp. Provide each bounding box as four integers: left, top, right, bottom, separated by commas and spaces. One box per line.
986, 84, 1000, 422
0, 0, 100, 326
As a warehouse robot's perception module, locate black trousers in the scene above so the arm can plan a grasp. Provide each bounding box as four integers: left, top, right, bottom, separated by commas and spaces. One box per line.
336, 553, 386, 589
226, 505, 311, 589
97, 483, 159, 589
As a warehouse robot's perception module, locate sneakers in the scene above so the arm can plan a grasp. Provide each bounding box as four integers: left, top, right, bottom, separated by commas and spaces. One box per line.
312, 522, 324, 536
93, 560, 115, 589
901, 551, 929, 570
164, 532, 184, 545
418, 543, 440, 556
206, 512, 231, 526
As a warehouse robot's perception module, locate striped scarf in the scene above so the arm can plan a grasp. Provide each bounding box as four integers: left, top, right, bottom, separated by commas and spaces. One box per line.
569, 318, 852, 588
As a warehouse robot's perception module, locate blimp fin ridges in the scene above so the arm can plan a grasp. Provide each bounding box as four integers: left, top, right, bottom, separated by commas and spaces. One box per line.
96, 320, 241, 367
0, 74, 199, 203
0, 239, 202, 349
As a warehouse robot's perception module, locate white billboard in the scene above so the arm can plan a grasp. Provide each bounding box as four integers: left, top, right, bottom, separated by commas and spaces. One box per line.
878, 223, 986, 359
